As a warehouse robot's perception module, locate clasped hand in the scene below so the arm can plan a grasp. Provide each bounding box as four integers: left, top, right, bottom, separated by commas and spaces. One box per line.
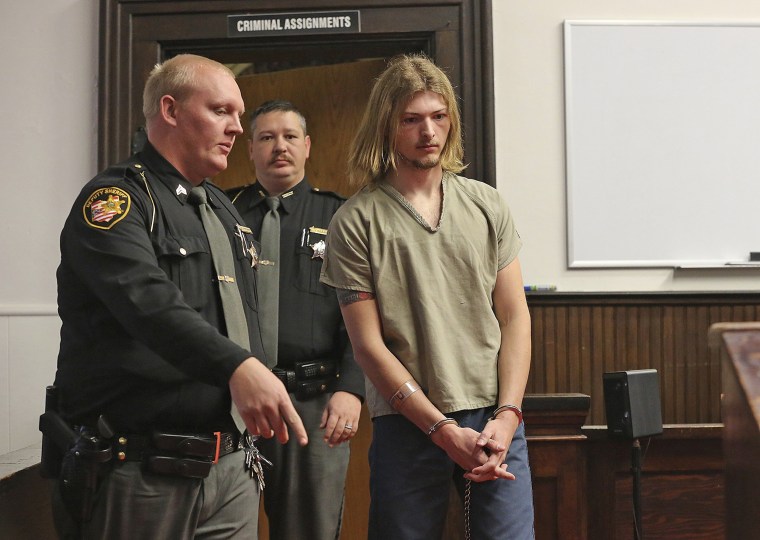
432, 420, 517, 483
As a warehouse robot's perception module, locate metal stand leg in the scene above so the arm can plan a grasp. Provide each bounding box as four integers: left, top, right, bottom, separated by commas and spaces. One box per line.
632, 438, 643, 540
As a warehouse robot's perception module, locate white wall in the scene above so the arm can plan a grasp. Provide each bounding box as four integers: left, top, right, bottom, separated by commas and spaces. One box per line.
493, 0, 760, 291
0, 0, 98, 454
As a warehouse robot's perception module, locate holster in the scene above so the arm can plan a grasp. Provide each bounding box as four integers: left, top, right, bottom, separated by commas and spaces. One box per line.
39, 386, 114, 523
39, 386, 77, 478
58, 427, 112, 523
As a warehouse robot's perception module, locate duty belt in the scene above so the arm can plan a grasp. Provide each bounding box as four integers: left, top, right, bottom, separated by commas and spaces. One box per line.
273, 359, 338, 400
112, 431, 240, 479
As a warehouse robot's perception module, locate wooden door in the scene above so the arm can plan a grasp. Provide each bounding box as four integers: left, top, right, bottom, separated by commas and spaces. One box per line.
100, 0, 496, 184
217, 59, 385, 540
212, 58, 387, 197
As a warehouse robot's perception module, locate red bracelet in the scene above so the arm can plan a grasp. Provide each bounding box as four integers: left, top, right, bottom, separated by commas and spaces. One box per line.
489, 404, 523, 424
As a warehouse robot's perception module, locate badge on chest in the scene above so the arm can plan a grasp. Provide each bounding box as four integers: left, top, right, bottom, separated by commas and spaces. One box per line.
235, 224, 259, 268
301, 226, 327, 260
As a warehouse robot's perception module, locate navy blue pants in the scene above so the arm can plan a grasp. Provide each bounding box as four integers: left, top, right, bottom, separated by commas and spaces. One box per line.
368, 407, 535, 540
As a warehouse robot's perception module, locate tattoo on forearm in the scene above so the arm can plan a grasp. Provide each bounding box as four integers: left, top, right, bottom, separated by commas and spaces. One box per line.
337, 289, 375, 306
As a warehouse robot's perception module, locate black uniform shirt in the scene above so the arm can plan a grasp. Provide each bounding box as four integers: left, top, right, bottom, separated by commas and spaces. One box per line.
54, 142, 265, 432
230, 179, 364, 399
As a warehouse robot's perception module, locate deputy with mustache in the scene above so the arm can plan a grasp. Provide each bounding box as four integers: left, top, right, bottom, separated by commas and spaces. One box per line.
229, 100, 364, 540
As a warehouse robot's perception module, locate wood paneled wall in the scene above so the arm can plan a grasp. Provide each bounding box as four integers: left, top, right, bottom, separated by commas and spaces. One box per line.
526, 292, 760, 425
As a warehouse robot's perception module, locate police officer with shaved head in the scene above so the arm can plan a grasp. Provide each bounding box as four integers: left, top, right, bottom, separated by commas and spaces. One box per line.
48, 54, 307, 539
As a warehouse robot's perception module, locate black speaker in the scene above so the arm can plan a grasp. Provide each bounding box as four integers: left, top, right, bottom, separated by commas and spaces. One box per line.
603, 369, 663, 439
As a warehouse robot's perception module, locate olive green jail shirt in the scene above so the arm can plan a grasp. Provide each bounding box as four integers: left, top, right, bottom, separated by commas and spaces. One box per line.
320, 173, 521, 418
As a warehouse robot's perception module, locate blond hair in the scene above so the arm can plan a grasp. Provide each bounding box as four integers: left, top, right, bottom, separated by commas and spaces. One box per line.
347, 54, 465, 188
142, 54, 235, 124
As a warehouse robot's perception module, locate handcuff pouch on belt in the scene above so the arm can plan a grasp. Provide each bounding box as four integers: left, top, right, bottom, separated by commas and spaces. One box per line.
115, 431, 241, 480
273, 359, 338, 400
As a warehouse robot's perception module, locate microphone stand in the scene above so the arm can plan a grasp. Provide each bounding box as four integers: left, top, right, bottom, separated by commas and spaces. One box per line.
632, 438, 643, 540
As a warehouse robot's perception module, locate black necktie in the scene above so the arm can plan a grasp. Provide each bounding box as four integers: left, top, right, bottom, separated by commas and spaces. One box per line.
258, 196, 281, 368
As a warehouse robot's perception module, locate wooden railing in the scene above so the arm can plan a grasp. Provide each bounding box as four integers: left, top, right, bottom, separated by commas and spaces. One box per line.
711, 322, 760, 540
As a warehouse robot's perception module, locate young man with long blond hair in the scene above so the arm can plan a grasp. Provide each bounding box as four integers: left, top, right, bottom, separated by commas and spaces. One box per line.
321, 54, 535, 539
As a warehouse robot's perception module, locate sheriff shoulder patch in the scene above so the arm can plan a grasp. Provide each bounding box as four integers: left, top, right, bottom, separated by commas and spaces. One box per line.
83, 187, 131, 230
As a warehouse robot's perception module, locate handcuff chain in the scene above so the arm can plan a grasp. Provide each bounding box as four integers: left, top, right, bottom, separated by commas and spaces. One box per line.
464, 478, 472, 540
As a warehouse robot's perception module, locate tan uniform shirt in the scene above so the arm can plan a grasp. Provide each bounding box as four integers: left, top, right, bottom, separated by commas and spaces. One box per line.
321, 173, 521, 417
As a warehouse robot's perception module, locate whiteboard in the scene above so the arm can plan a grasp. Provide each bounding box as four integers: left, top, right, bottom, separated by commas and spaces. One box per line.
564, 21, 760, 268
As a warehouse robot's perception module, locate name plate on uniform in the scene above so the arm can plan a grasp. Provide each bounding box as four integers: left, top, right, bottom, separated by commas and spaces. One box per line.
228, 11, 361, 37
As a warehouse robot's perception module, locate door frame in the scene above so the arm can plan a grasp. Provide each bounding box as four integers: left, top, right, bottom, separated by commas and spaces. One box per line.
99, 0, 496, 184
